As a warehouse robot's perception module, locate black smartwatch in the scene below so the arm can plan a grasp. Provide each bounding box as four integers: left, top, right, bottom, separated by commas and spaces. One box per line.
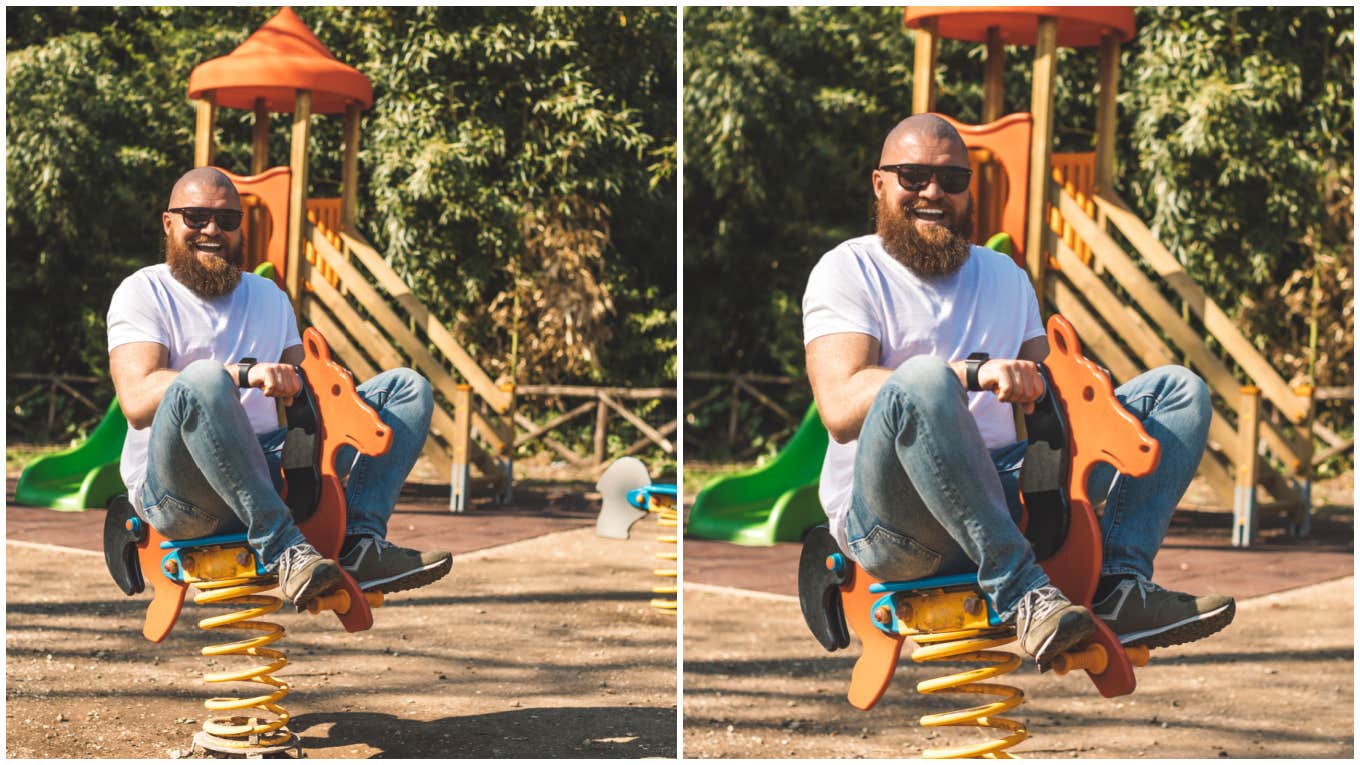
235, 357, 258, 388
965, 352, 990, 392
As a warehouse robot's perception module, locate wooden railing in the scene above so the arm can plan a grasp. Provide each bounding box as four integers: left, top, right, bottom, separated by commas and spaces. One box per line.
1045, 182, 1322, 539
683, 372, 810, 458
7, 373, 112, 440
301, 219, 515, 509
514, 385, 676, 473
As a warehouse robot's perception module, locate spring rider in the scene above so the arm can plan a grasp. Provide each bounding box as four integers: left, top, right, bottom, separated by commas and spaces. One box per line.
103, 328, 389, 757
799, 315, 1160, 758
596, 457, 679, 613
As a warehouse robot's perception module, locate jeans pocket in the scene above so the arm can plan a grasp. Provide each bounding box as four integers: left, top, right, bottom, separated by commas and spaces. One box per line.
141, 489, 220, 540
848, 523, 943, 582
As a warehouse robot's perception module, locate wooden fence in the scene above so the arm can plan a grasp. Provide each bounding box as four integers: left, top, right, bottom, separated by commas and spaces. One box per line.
514, 385, 676, 474
683, 372, 809, 458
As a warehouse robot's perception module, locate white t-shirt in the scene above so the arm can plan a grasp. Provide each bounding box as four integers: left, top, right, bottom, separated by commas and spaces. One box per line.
107, 264, 302, 507
802, 234, 1044, 553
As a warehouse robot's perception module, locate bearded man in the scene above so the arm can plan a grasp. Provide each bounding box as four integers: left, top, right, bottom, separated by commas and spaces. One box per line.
107, 167, 452, 609
801, 114, 1234, 666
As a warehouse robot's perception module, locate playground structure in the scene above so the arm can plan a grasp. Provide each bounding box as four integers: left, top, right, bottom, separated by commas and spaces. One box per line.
187, 6, 515, 511
691, 6, 1318, 549
103, 328, 390, 757
800, 314, 1163, 758
595, 457, 680, 613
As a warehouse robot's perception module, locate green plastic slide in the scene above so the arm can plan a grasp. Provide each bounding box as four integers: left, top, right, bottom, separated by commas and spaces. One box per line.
687, 403, 830, 546
14, 398, 128, 511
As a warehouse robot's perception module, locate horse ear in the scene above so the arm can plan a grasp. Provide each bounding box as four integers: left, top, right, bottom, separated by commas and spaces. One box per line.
1046, 314, 1081, 359
302, 327, 331, 364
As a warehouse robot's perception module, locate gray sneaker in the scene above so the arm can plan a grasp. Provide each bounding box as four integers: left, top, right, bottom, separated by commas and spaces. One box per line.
1092, 577, 1235, 649
1016, 584, 1097, 667
275, 542, 343, 610
339, 535, 452, 593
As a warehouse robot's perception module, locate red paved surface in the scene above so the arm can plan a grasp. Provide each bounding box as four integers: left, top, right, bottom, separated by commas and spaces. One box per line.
6, 477, 598, 556
683, 508, 1354, 601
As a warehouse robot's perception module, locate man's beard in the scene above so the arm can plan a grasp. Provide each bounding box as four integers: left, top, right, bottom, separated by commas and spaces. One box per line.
166, 235, 243, 297
876, 193, 975, 277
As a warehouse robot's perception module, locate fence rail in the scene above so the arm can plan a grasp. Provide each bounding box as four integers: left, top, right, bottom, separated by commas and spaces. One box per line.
684, 371, 809, 457
514, 384, 676, 473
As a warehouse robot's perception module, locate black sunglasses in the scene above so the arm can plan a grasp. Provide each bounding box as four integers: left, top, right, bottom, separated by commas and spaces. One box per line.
878, 163, 972, 194
167, 207, 243, 232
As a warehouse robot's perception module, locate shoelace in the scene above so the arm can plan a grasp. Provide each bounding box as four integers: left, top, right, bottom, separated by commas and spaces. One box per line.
1020, 585, 1069, 626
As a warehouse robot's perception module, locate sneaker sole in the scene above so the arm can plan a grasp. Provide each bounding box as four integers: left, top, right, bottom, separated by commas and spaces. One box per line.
1033, 611, 1098, 667
1117, 600, 1236, 650
354, 556, 453, 594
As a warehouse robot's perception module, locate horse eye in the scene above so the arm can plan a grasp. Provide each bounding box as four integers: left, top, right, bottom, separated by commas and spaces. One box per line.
1082, 386, 1095, 401
331, 384, 341, 396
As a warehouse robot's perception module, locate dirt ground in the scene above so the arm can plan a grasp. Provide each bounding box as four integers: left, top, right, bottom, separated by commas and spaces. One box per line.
682, 574, 1353, 758
6, 526, 678, 758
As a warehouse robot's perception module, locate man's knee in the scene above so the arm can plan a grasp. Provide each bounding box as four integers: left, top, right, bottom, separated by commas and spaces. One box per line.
391, 368, 433, 408
883, 355, 958, 403
1154, 365, 1211, 419
170, 359, 237, 403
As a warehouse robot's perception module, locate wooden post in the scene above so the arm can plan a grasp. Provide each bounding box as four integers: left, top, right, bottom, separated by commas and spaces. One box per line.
497, 381, 516, 503
728, 377, 741, 446
982, 27, 1005, 122
1290, 385, 1315, 537
1094, 32, 1121, 197
1232, 386, 1261, 547
911, 17, 939, 115
594, 397, 609, 466
286, 90, 313, 317
450, 384, 473, 512
252, 98, 270, 175
341, 102, 362, 230
193, 95, 217, 168
982, 26, 1006, 241
1024, 16, 1059, 293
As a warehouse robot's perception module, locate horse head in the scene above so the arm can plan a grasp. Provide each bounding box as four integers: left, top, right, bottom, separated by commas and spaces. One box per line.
1043, 315, 1160, 495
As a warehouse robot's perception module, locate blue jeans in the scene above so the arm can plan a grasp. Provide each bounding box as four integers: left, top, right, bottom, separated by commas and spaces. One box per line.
140, 360, 434, 569
845, 356, 1210, 619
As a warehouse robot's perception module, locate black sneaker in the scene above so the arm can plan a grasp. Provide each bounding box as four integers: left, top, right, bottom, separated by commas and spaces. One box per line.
275, 542, 344, 610
1092, 577, 1235, 649
1015, 584, 1097, 667
339, 535, 452, 593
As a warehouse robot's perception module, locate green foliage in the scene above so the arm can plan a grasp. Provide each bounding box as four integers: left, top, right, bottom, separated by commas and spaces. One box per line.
7, 7, 676, 444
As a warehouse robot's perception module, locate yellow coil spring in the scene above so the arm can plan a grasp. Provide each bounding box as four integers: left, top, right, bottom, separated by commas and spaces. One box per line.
648, 494, 678, 613
910, 626, 1027, 759
193, 574, 295, 749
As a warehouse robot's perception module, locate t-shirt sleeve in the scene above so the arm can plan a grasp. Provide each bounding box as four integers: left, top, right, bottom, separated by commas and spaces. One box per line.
279, 286, 302, 350
803, 249, 881, 346
107, 273, 168, 351
1020, 269, 1044, 342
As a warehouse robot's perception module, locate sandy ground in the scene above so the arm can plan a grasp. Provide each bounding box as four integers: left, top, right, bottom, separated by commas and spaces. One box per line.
681, 576, 1354, 759
6, 527, 677, 758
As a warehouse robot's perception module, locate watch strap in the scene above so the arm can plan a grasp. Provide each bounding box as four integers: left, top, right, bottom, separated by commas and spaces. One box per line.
235, 357, 258, 388
965, 352, 989, 392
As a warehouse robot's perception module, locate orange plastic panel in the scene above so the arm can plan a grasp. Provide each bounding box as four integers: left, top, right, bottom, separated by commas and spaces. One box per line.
295, 327, 393, 560
188, 7, 372, 114
136, 525, 187, 643
219, 166, 291, 286
840, 566, 906, 711
1039, 314, 1160, 697
935, 113, 1032, 268
904, 7, 1136, 47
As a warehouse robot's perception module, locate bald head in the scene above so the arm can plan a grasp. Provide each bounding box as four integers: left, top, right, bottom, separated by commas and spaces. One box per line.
879, 114, 967, 166
167, 167, 241, 210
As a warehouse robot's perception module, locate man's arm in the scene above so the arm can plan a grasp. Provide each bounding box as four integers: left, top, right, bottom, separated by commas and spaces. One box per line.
110, 342, 178, 430
806, 333, 892, 444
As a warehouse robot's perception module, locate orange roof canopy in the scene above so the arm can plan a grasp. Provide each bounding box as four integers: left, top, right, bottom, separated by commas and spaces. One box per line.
188, 7, 372, 114
904, 7, 1135, 48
